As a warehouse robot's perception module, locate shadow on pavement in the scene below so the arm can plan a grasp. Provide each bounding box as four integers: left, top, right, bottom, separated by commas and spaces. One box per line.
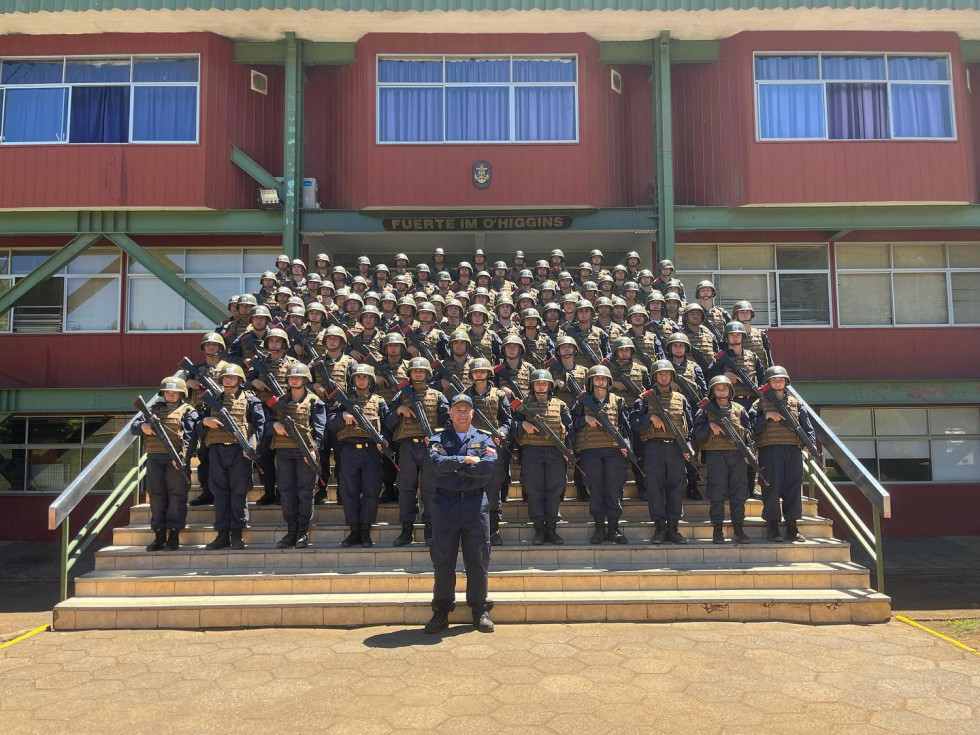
362, 625, 476, 648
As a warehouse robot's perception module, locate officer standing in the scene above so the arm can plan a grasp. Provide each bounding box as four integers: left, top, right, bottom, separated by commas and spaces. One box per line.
269, 364, 326, 549
465, 359, 512, 546
187, 332, 231, 507
133, 377, 198, 551
750, 366, 815, 543
424, 394, 498, 634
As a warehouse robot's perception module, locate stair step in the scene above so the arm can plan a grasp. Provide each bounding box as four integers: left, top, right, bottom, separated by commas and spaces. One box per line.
74, 561, 871, 597
52, 588, 892, 630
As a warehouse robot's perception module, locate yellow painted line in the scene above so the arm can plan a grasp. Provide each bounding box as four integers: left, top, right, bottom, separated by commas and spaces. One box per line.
0, 623, 50, 651
895, 615, 980, 656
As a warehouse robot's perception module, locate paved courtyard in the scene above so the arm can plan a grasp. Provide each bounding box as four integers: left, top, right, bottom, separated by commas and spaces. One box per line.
1, 620, 978, 734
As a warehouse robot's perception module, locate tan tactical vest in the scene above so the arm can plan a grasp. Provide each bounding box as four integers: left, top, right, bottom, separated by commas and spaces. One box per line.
726, 348, 760, 400
521, 331, 551, 366
416, 326, 445, 357
574, 395, 625, 452
189, 359, 230, 407
466, 328, 493, 360
701, 402, 749, 452
598, 321, 623, 341
745, 327, 771, 371
500, 362, 532, 399
572, 325, 605, 368
612, 359, 648, 394
628, 329, 660, 362
144, 402, 194, 456
302, 326, 329, 359
271, 392, 318, 450
253, 356, 299, 403
684, 324, 715, 358
240, 328, 269, 362
671, 359, 702, 399
352, 327, 384, 357
755, 394, 802, 448
375, 358, 409, 402
319, 354, 355, 389
443, 357, 472, 388
392, 387, 442, 441
469, 387, 505, 430
517, 396, 567, 447
707, 306, 727, 336
204, 390, 252, 447
336, 393, 385, 442
639, 390, 687, 442
551, 362, 587, 407
650, 319, 677, 343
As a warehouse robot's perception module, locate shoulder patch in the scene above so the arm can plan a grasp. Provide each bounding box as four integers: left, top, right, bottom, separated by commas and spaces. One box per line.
431, 442, 448, 455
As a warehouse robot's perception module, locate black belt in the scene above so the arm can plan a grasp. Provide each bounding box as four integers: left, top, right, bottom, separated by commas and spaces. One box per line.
436, 488, 484, 499
405, 437, 425, 444
648, 438, 675, 444
345, 441, 376, 450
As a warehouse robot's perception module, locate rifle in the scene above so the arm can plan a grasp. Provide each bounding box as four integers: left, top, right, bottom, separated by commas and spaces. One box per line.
671, 369, 705, 409
430, 360, 505, 444
134, 396, 187, 472
248, 355, 321, 474
395, 380, 434, 437
364, 352, 403, 393
626, 328, 657, 373
600, 358, 644, 399
402, 325, 439, 364
493, 363, 527, 402
638, 388, 701, 479
286, 323, 322, 362
181, 356, 262, 465
575, 391, 644, 477
509, 397, 581, 472
758, 385, 820, 457
520, 334, 548, 369
697, 399, 768, 487
713, 350, 764, 403
567, 324, 605, 366
684, 331, 714, 372
326, 311, 367, 355
701, 310, 724, 341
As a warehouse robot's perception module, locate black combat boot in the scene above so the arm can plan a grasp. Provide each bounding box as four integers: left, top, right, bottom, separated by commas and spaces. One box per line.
189, 489, 214, 506
230, 528, 246, 550
532, 521, 546, 546
784, 521, 806, 543
767, 521, 784, 542
544, 522, 564, 545
576, 484, 589, 502
424, 523, 433, 546
340, 526, 361, 547
589, 517, 606, 544
733, 523, 751, 544
165, 529, 181, 551
666, 520, 687, 545
473, 610, 495, 633
392, 522, 414, 547
424, 609, 450, 634
360, 525, 373, 547
490, 516, 503, 547
146, 528, 166, 552
255, 489, 277, 506
206, 530, 231, 550
277, 526, 298, 549
378, 487, 398, 504
294, 525, 311, 549
607, 518, 628, 545
650, 519, 668, 545
313, 487, 328, 505
712, 524, 725, 544
686, 482, 703, 501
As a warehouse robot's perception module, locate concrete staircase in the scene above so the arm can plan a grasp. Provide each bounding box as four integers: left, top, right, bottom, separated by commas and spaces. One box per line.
53, 469, 890, 629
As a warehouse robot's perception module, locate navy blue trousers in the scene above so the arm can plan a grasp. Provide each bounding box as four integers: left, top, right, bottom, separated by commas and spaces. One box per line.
276, 448, 316, 529
145, 454, 189, 530
581, 447, 627, 519
338, 442, 383, 526
520, 445, 566, 524
209, 444, 252, 531
641, 440, 685, 523
758, 444, 804, 523
705, 450, 748, 525
429, 491, 491, 615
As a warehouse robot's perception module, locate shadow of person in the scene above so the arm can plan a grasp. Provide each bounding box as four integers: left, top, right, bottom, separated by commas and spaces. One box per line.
362, 624, 474, 648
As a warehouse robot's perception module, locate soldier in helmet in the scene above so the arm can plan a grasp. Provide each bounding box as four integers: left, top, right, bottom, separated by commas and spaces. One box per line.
410, 302, 448, 360
750, 366, 815, 543
341, 292, 364, 330
187, 332, 232, 507
454, 261, 475, 294
267, 364, 326, 549
733, 300, 774, 371
575, 262, 593, 289
680, 303, 720, 371
588, 248, 607, 280
611, 296, 628, 328
440, 298, 464, 334
664, 292, 684, 326
198, 363, 265, 550
309, 324, 357, 503
512, 369, 574, 545
622, 282, 641, 310
385, 357, 450, 546
630, 361, 694, 545
645, 292, 678, 343
541, 302, 564, 343
224, 294, 257, 345
566, 300, 611, 368
133, 377, 198, 551
370, 264, 390, 293
555, 270, 576, 298
692, 375, 753, 545
580, 281, 599, 304
508, 250, 527, 283
394, 296, 418, 333
327, 364, 390, 548
296, 302, 330, 363
536, 281, 557, 310
217, 294, 241, 338
472, 248, 488, 274
350, 304, 384, 362
548, 336, 589, 501
636, 269, 656, 301
284, 304, 306, 333
434, 270, 453, 300
474, 271, 492, 294
625, 251, 642, 282
610, 264, 629, 294
513, 269, 537, 303
708, 321, 765, 409
439, 330, 475, 394
653, 259, 685, 300
491, 261, 516, 294
597, 273, 616, 300
491, 295, 517, 338
549, 248, 565, 274
274, 254, 290, 285
256, 271, 280, 312
594, 297, 623, 340
498, 334, 533, 400
695, 280, 731, 338
465, 304, 500, 362
624, 304, 665, 364
533, 260, 551, 288
609, 337, 651, 395
518, 308, 554, 368
313, 252, 331, 280
572, 365, 632, 544
287, 259, 308, 295
374, 331, 411, 504
331, 265, 351, 291
355, 255, 372, 281
414, 263, 436, 296
665, 331, 708, 500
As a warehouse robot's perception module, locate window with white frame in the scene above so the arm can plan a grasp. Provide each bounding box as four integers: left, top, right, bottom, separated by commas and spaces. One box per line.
754, 53, 955, 141
0, 56, 199, 144
836, 243, 980, 327
674, 243, 831, 327
820, 406, 980, 483
127, 248, 276, 332
376, 55, 578, 144
0, 249, 120, 333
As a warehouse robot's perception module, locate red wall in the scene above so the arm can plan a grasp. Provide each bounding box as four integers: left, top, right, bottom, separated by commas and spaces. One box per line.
673, 31, 976, 206
305, 33, 652, 210
0, 33, 281, 211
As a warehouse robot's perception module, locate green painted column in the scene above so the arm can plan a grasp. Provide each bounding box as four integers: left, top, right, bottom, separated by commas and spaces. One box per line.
283, 32, 304, 260
0, 233, 100, 318
654, 30, 675, 263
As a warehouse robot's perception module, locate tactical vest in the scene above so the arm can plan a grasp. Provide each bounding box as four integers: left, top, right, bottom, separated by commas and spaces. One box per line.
224, 318, 250, 342
254, 355, 298, 403
648, 319, 677, 343
612, 359, 648, 395
144, 402, 194, 456
628, 329, 660, 362
517, 396, 567, 447
671, 358, 701, 399
598, 321, 623, 341
271, 392, 318, 450
701, 402, 749, 452
469, 387, 505, 430
392, 387, 442, 441
204, 390, 252, 447
417, 326, 444, 357
189, 359, 230, 408
336, 393, 385, 442
499, 362, 532, 399
439, 318, 462, 333
639, 390, 687, 442
755, 394, 803, 448
320, 354, 355, 389
683, 325, 715, 359
707, 306, 727, 336
468, 328, 495, 360
571, 325, 604, 368
745, 327, 771, 370
520, 331, 550, 366
240, 328, 269, 362
302, 326, 329, 358
724, 348, 760, 400
354, 329, 384, 358
443, 357, 472, 388
492, 319, 518, 338
574, 395, 624, 452
550, 362, 587, 407
375, 358, 409, 402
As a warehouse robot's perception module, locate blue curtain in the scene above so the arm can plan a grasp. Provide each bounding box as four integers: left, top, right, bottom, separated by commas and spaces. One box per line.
827, 83, 888, 139
69, 86, 129, 143
888, 56, 949, 81
66, 60, 130, 84
2, 87, 68, 142
515, 87, 575, 141
133, 58, 198, 83
446, 59, 509, 83
1, 60, 63, 85
754, 56, 819, 81
446, 87, 508, 141
892, 84, 953, 138
378, 60, 442, 84
757, 83, 824, 139
132, 86, 196, 141
378, 87, 442, 142
822, 56, 885, 81
513, 59, 576, 83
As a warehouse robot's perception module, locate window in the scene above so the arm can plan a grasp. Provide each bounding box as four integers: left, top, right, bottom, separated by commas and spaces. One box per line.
0, 56, 199, 144
377, 55, 578, 144
0, 415, 138, 493
674, 243, 831, 327
836, 243, 980, 326
821, 406, 980, 483
754, 53, 954, 141
0, 249, 120, 333
127, 248, 275, 332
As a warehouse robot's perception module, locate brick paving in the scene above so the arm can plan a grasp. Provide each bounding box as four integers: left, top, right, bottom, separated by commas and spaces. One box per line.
1, 620, 978, 734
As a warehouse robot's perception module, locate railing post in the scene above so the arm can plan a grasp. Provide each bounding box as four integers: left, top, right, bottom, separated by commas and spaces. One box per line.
60, 520, 69, 602
873, 508, 885, 593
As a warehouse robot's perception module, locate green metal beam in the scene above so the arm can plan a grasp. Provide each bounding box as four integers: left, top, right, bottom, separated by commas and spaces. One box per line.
795, 380, 980, 406
962, 40, 980, 63
107, 234, 226, 324
230, 145, 284, 196
670, 40, 720, 64
283, 32, 303, 259
234, 40, 355, 66
674, 205, 980, 232
654, 31, 675, 262
0, 388, 156, 414
0, 233, 100, 318
599, 39, 719, 65
0, 210, 283, 236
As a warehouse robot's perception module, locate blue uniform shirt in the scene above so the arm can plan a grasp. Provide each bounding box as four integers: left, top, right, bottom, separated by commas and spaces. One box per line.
428, 426, 498, 494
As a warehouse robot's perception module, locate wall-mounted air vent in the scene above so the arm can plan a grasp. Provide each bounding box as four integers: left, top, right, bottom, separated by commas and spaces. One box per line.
251, 70, 268, 95
611, 69, 622, 95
